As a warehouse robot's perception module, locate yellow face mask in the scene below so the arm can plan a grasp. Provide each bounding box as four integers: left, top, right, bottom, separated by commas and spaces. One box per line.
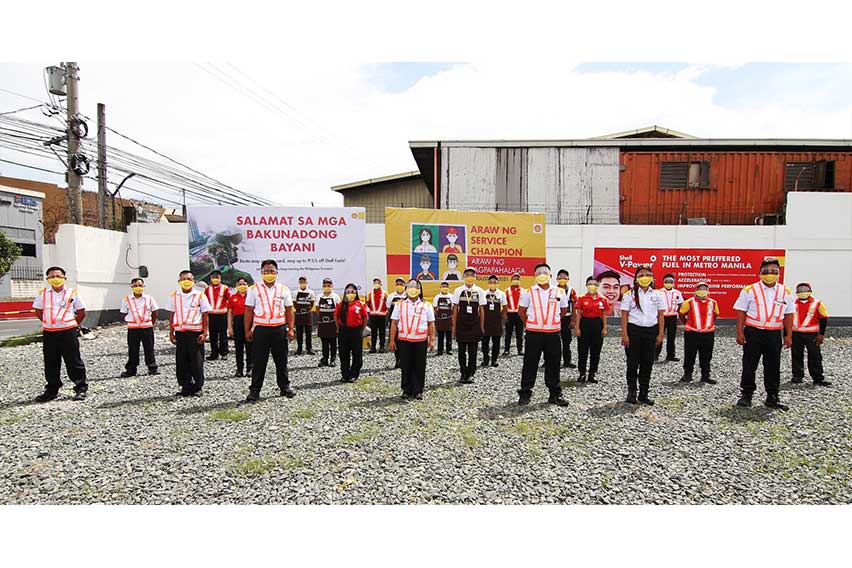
262, 274, 277, 283
131, 286, 144, 295
179, 280, 195, 291
797, 292, 811, 300
586, 284, 598, 293
636, 276, 653, 287
464, 276, 476, 286
663, 282, 674, 290
489, 285, 497, 291
695, 290, 709, 299
373, 283, 381, 290
440, 286, 449, 294
535, 274, 550, 285
511, 279, 520, 286
299, 283, 307, 290
47, 277, 65, 287
237, 284, 248, 293
210, 277, 221, 285
760, 274, 779, 285
323, 286, 332, 293
346, 293, 357, 302
406, 287, 420, 298
395, 285, 405, 293
557, 278, 569, 286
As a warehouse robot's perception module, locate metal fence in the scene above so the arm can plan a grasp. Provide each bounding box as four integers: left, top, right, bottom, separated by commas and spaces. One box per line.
8, 264, 43, 280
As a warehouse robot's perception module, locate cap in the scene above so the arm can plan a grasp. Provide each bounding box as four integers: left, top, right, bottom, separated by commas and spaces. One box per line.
447, 227, 457, 235
795, 281, 812, 289
322, 278, 332, 285
695, 281, 709, 288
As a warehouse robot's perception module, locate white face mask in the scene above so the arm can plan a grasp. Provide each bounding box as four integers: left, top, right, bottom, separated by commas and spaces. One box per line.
420, 263, 430, 271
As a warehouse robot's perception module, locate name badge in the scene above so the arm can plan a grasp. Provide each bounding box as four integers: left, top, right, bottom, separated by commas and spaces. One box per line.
466, 306, 473, 314
354, 306, 360, 314
489, 303, 495, 310
59, 301, 67, 307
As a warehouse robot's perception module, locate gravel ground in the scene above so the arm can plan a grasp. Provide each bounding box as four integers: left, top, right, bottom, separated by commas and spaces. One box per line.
1, 323, 851, 505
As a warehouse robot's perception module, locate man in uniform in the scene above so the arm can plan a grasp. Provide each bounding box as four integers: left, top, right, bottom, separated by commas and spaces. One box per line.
678, 281, 718, 385
452, 267, 484, 384
432, 281, 454, 355
316, 278, 341, 367
503, 272, 524, 356
366, 277, 388, 353
244, 259, 296, 402
32, 266, 88, 402
656, 273, 684, 362
120, 277, 159, 378
734, 257, 796, 410
556, 269, 577, 369
517, 263, 569, 406
293, 276, 316, 356
386, 278, 407, 369
481, 274, 506, 367
167, 270, 211, 397
204, 270, 230, 361
791, 282, 831, 386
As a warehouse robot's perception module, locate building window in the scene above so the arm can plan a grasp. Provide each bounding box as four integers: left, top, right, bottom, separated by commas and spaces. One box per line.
660, 161, 710, 189
14, 242, 37, 257
784, 160, 835, 190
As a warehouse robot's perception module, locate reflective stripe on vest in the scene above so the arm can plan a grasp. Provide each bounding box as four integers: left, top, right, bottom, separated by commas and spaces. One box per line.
368, 290, 388, 315
662, 289, 678, 316
505, 286, 522, 313
125, 295, 153, 329
397, 299, 428, 341
745, 283, 785, 330
253, 283, 287, 326
42, 288, 78, 331
793, 299, 821, 333
173, 291, 203, 332
206, 285, 229, 314
684, 298, 716, 332
525, 287, 561, 332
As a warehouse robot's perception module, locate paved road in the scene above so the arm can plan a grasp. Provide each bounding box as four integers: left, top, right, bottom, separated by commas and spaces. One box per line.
0, 319, 41, 340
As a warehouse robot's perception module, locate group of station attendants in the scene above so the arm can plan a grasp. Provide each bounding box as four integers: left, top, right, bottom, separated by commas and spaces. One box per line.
30, 256, 831, 410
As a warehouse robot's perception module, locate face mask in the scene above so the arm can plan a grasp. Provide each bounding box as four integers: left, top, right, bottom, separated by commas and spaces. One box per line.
535, 274, 550, 285
131, 286, 144, 294
47, 277, 65, 287
511, 280, 520, 287
262, 274, 277, 283
760, 274, 778, 285
323, 286, 332, 293
406, 288, 420, 298
373, 283, 381, 289
211, 278, 221, 285
346, 293, 357, 302
557, 278, 569, 286
797, 292, 811, 300
586, 284, 598, 293
395, 285, 405, 293
695, 290, 709, 299
489, 284, 497, 291
420, 263, 430, 271
636, 276, 653, 287
440, 287, 449, 294
237, 284, 248, 293
663, 282, 674, 290
299, 283, 307, 290
464, 276, 476, 286
179, 280, 194, 291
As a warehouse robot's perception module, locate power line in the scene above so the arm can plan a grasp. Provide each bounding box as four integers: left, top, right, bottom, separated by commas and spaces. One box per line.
0, 104, 46, 117
0, 87, 47, 104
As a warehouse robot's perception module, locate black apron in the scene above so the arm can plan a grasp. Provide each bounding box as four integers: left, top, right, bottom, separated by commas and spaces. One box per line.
483, 290, 503, 337
455, 288, 482, 342
317, 295, 338, 338
434, 295, 453, 332
294, 290, 313, 326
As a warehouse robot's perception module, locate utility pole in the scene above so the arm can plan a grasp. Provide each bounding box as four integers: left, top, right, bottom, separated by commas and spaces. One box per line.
97, 103, 108, 229
65, 62, 83, 225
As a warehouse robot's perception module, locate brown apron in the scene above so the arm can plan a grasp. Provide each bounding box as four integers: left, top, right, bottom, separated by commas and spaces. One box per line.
483, 290, 503, 337
455, 288, 482, 343
294, 290, 313, 326
316, 295, 338, 338
434, 295, 453, 332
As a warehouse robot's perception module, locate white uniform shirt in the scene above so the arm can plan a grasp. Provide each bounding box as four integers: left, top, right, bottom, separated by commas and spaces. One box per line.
246, 283, 294, 311
386, 291, 406, 309
451, 284, 485, 305
390, 298, 436, 322
518, 285, 569, 325
165, 290, 212, 328
32, 287, 86, 319
621, 287, 665, 327
432, 292, 454, 307
732, 282, 795, 320
120, 293, 159, 323
483, 288, 508, 311
659, 287, 685, 315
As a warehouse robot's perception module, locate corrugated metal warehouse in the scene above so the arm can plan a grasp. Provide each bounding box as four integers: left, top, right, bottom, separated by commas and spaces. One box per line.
332, 171, 432, 223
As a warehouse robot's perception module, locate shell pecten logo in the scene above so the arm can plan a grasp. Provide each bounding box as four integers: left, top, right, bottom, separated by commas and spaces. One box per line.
532, 223, 543, 234
353, 211, 366, 220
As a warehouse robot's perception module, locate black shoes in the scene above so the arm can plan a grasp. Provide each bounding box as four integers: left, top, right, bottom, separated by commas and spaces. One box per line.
148, 369, 160, 376
700, 377, 717, 385
791, 377, 803, 384
490, 361, 498, 368
638, 394, 654, 406
458, 375, 474, 384
245, 392, 259, 403
295, 349, 303, 356
436, 350, 444, 356
189, 390, 202, 397
666, 357, 680, 362
306, 350, 315, 356
587, 375, 598, 384
625, 391, 638, 404
814, 380, 833, 387
578, 374, 587, 383
548, 394, 569, 407
517, 391, 532, 406
679, 375, 693, 383
413, 393, 423, 400
235, 370, 245, 378
280, 387, 296, 398
120, 371, 136, 378
318, 360, 328, 367
368, 349, 377, 354
736, 395, 753, 408
481, 359, 490, 367
563, 362, 577, 369
35, 391, 58, 403
764, 396, 789, 411
205, 355, 219, 361
502, 349, 510, 357
72, 391, 87, 401
378, 347, 385, 354
518, 350, 524, 356
341, 377, 355, 383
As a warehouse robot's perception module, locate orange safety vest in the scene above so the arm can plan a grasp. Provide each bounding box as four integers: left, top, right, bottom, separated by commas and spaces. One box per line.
525, 286, 561, 332
793, 298, 822, 333
206, 284, 229, 314
172, 291, 203, 332
683, 298, 717, 332
660, 288, 680, 316
744, 282, 786, 330
505, 286, 522, 313
397, 299, 429, 341
124, 294, 153, 329
40, 288, 79, 331
367, 289, 388, 316
253, 283, 288, 327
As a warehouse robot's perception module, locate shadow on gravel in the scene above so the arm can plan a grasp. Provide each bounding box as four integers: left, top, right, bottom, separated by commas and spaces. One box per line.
717, 405, 773, 423
477, 401, 549, 420
661, 380, 704, 390
779, 382, 817, 392
587, 402, 640, 418
0, 399, 41, 411
425, 380, 464, 393
175, 400, 244, 416
349, 395, 410, 409
98, 394, 178, 409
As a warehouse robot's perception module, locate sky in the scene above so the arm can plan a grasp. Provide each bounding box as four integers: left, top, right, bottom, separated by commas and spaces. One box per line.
1, 62, 851, 208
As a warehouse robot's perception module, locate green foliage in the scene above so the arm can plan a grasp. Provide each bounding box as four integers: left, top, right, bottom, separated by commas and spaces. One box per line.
208, 408, 251, 422
0, 232, 22, 277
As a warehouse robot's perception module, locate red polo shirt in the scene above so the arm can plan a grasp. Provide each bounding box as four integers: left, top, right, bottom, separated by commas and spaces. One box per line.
228, 292, 248, 316
335, 300, 366, 327
576, 294, 609, 318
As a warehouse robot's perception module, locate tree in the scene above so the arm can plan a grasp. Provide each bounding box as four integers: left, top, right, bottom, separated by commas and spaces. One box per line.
0, 231, 22, 278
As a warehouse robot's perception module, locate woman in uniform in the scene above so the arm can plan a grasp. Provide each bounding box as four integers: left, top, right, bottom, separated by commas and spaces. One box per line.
432, 281, 454, 355
620, 265, 665, 405
293, 276, 316, 356
452, 267, 484, 384
481, 274, 506, 367
389, 278, 435, 400
573, 275, 608, 384
227, 276, 253, 377
335, 282, 366, 383
316, 278, 340, 367
386, 278, 407, 369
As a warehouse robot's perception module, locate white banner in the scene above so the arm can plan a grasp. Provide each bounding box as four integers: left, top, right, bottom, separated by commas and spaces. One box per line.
186, 206, 366, 294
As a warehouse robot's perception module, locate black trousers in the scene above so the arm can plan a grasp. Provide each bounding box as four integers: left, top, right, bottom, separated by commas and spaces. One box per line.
250, 324, 290, 394
42, 328, 87, 394
560, 316, 573, 365
457, 340, 478, 379
504, 312, 524, 352
520, 330, 561, 396
338, 326, 364, 380
626, 323, 658, 395
655, 315, 678, 359
125, 327, 157, 374
296, 323, 313, 353
683, 330, 714, 379
791, 331, 824, 382
321, 336, 337, 363
481, 336, 500, 363
369, 315, 386, 350
175, 330, 204, 393
436, 329, 452, 353
577, 317, 603, 375
232, 315, 253, 374
208, 313, 229, 357
398, 339, 427, 396
740, 326, 782, 398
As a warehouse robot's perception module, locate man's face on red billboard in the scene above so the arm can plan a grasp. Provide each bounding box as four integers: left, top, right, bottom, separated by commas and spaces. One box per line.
599, 277, 621, 303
